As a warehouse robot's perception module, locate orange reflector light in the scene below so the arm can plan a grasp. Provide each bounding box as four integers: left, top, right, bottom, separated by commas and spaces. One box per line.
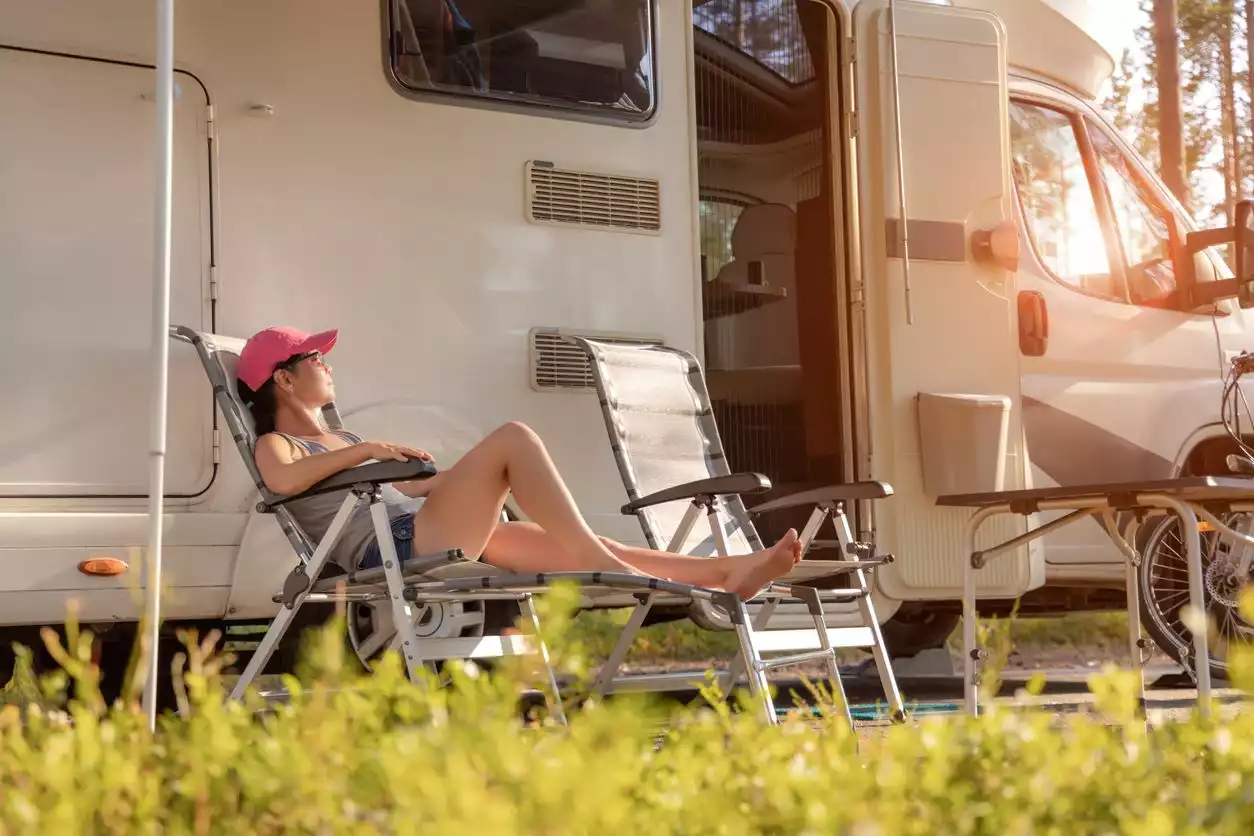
78, 557, 128, 577
1198, 521, 1215, 533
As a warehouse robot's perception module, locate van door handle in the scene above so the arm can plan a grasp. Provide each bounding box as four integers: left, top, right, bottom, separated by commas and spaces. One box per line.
1018, 290, 1048, 357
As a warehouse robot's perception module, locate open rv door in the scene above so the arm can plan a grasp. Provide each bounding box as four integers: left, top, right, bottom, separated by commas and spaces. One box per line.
850, 1, 1042, 601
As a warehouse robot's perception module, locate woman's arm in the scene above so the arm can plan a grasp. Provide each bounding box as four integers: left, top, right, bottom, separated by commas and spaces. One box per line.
254, 435, 431, 497
254, 434, 372, 496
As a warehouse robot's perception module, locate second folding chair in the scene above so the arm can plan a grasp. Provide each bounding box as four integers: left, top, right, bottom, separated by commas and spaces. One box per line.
570, 335, 907, 723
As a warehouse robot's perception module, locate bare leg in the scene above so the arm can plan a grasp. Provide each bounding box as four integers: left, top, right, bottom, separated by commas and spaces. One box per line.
409, 422, 645, 574
409, 422, 801, 597
482, 520, 801, 599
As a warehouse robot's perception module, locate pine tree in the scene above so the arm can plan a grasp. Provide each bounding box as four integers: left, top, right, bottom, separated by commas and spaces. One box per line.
1153, 0, 1188, 205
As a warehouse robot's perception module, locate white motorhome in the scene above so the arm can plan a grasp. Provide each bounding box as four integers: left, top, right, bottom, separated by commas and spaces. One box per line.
1, 0, 1248, 692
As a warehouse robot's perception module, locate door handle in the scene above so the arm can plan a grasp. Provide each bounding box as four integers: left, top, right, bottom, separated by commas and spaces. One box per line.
1018, 290, 1048, 357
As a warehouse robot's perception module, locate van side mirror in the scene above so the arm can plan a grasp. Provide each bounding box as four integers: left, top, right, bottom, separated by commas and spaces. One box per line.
1184, 198, 1254, 309
1235, 199, 1254, 308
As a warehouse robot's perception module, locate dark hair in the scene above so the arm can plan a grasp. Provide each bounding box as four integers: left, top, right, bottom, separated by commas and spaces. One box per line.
238, 352, 309, 436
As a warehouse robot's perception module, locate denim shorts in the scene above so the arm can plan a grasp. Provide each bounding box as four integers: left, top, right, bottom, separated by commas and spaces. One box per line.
360, 513, 415, 570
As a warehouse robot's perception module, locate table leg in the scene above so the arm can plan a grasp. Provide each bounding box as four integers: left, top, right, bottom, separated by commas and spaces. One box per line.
1144, 496, 1211, 716
1122, 516, 1146, 709
962, 543, 978, 716
1100, 510, 1146, 710
962, 505, 1005, 717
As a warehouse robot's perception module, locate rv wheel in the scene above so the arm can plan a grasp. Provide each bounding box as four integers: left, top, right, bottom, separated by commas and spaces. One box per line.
1137, 511, 1254, 683
879, 604, 960, 660
345, 598, 521, 675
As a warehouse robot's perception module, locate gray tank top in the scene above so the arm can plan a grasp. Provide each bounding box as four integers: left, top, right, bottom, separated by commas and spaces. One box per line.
273, 429, 423, 571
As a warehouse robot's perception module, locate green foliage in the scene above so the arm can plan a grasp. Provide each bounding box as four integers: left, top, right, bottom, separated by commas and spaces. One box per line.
1101, 0, 1254, 223
1, 590, 1254, 833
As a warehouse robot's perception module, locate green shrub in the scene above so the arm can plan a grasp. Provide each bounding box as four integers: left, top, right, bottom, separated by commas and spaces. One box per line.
0, 586, 1252, 834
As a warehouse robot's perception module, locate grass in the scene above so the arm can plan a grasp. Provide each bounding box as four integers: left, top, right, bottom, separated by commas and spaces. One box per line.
565, 607, 1143, 670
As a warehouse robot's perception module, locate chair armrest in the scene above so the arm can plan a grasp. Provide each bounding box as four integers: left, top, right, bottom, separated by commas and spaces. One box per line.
749, 480, 893, 514
267, 459, 439, 508
622, 473, 771, 514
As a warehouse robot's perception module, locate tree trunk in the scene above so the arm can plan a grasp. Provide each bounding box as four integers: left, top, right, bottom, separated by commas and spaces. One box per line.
1247, 1, 1254, 200
1153, 0, 1188, 207
1221, 5, 1240, 222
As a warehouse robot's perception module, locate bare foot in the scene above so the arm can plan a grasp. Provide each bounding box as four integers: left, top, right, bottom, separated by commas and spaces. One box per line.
723, 529, 801, 600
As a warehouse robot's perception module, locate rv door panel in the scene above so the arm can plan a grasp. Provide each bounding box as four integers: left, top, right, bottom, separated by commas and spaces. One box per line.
852, 1, 1040, 600
0, 48, 214, 497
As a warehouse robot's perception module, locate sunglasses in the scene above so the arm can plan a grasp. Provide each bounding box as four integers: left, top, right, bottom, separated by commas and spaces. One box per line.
271, 351, 324, 376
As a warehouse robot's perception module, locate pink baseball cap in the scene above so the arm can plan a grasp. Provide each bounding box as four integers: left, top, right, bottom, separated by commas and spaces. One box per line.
236, 326, 339, 391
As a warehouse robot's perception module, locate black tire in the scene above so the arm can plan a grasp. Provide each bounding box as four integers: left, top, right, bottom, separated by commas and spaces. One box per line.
878, 604, 959, 659
0, 625, 181, 714
0, 643, 15, 693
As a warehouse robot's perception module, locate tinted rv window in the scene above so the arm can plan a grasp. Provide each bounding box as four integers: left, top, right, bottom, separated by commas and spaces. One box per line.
693, 0, 815, 85
1009, 102, 1117, 300
387, 0, 657, 122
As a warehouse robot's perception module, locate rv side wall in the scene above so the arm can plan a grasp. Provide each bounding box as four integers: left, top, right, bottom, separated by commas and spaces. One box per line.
0, 0, 702, 623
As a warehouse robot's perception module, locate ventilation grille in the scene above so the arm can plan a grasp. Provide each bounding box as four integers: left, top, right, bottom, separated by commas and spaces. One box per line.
527, 162, 661, 234
529, 329, 662, 391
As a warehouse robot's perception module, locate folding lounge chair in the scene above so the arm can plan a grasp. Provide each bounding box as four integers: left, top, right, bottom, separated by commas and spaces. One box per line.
570, 336, 907, 722
169, 325, 814, 725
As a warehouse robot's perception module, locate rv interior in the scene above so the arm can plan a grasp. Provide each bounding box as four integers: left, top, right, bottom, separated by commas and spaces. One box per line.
690, 0, 850, 553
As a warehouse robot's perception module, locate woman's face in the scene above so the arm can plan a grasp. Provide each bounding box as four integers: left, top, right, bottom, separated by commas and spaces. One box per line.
277, 351, 334, 407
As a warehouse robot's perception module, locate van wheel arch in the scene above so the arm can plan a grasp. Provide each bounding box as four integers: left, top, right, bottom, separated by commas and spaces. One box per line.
1132, 434, 1254, 550
1179, 434, 1254, 477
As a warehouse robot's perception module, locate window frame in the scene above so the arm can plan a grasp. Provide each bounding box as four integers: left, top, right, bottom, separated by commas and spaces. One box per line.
1079, 113, 1234, 315
1007, 96, 1129, 305
380, 0, 663, 128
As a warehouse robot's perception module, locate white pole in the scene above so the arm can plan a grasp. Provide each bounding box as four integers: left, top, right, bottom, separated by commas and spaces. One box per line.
887, 0, 914, 325
142, 0, 175, 731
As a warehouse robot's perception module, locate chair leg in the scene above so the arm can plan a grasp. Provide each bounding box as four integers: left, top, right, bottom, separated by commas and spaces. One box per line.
795, 585, 854, 729
716, 597, 777, 695
715, 591, 777, 725
833, 506, 907, 722
519, 594, 569, 725
369, 500, 425, 684
229, 492, 361, 701
588, 593, 653, 698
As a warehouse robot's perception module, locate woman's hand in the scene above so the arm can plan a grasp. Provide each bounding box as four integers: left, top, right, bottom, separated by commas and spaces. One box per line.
360, 441, 434, 464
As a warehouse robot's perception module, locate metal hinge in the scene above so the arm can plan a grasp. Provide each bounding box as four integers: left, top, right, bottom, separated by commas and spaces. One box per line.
209, 265, 219, 300
212, 429, 221, 464
844, 37, 859, 139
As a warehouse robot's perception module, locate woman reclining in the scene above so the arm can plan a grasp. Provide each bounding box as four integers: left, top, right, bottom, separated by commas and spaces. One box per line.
236, 326, 802, 600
